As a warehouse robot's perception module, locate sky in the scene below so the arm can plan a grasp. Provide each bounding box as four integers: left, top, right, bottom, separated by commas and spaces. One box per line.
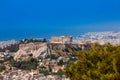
0, 0, 120, 40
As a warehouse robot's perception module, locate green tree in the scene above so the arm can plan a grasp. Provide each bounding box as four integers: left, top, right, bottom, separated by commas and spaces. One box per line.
50, 54, 56, 59
0, 65, 5, 72
10, 58, 38, 70
65, 44, 120, 80
58, 59, 64, 66
57, 69, 64, 75
40, 70, 50, 75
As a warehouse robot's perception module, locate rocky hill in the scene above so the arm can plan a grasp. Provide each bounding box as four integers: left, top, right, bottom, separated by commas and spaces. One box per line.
14, 42, 84, 61
14, 43, 48, 60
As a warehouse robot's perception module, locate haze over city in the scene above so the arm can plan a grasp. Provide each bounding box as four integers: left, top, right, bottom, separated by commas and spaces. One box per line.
0, 0, 120, 40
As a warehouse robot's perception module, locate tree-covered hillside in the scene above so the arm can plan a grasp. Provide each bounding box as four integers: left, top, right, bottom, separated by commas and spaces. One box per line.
65, 43, 120, 80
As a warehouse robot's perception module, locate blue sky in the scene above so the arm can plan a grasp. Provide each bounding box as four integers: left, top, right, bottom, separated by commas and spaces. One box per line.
0, 0, 120, 40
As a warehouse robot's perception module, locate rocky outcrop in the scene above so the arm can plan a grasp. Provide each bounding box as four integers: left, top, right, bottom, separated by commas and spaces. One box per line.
14, 43, 49, 60
14, 42, 87, 61
33, 45, 48, 58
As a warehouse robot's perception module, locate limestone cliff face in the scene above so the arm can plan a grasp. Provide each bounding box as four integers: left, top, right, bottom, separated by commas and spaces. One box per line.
14, 43, 49, 60
14, 42, 87, 61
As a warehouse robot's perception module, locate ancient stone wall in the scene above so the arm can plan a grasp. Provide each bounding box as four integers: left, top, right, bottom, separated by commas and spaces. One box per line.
51, 36, 72, 43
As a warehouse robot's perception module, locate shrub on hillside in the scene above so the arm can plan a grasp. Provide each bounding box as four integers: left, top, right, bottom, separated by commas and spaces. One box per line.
65, 43, 120, 80
10, 58, 38, 70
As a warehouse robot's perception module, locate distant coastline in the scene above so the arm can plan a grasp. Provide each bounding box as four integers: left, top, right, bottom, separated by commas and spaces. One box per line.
0, 31, 118, 41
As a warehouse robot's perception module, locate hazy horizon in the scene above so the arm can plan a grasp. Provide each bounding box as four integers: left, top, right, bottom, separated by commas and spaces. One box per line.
0, 0, 120, 40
